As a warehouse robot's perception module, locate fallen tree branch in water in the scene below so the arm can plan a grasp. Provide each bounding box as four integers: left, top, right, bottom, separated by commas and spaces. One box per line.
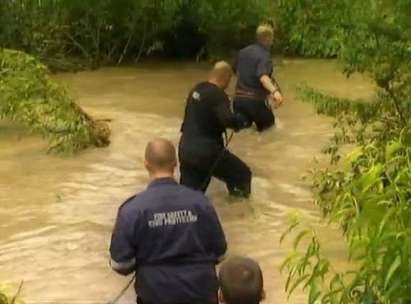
0, 48, 111, 153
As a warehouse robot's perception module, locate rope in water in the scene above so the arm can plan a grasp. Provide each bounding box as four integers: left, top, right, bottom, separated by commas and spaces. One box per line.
106, 274, 136, 304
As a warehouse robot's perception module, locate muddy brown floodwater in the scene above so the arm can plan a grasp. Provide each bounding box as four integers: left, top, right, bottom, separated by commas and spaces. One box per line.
0, 59, 374, 304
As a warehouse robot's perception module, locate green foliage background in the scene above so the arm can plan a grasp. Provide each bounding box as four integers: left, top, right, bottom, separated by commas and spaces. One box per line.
0, 0, 346, 69
281, 0, 411, 303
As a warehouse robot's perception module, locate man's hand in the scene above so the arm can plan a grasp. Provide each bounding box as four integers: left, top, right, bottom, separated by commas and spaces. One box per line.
273, 90, 284, 108
260, 75, 285, 109
269, 90, 284, 109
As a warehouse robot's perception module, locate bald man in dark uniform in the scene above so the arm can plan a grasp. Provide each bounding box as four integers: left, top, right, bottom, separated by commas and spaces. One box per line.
110, 139, 227, 304
179, 62, 251, 198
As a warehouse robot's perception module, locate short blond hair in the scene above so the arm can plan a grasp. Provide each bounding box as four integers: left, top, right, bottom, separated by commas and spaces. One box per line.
256, 24, 274, 41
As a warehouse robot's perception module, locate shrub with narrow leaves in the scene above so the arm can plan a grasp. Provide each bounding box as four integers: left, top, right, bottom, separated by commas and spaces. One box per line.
281, 1, 411, 303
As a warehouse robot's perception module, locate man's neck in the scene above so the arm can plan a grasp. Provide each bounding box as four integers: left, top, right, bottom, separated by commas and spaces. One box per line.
149, 172, 174, 182
208, 79, 221, 88
256, 41, 270, 50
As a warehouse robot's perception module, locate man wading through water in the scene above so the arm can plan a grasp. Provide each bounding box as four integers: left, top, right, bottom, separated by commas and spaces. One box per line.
110, 138, 227, 304
233, 24, 284, 131
179, 61, 251, 197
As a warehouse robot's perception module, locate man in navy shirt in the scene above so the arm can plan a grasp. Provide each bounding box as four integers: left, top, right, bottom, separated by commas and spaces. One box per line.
179, 62, 251, 197
233, 24, 284, 132
110, 138, 227, 304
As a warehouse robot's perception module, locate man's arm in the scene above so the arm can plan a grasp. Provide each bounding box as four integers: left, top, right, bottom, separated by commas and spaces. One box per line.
204, 202, 227, 262
110, 208, 137, 276
257, 56, 284, 107
260, 75, 283, 108
260, 75, 279, 95
214, 91, 250, 131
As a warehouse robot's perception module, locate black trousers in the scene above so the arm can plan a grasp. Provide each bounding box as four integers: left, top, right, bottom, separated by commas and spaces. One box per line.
233, 97, 275, 132
178, 137, 251, 198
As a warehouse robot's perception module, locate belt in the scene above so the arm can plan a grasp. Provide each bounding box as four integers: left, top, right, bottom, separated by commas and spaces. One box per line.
234, 89, 268, 100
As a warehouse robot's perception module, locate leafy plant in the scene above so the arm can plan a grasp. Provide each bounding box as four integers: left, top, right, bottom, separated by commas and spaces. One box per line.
0, 291, 7, 304
0, 48, 110, 153
282, 130, 411, 303
0, 0, 274, 67
273, 0, 347, 57
0, 282, 23, 304
282, 1, 411, 303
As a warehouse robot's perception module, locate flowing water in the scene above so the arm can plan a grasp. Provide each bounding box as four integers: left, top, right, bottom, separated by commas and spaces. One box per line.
0, 59, 374, 304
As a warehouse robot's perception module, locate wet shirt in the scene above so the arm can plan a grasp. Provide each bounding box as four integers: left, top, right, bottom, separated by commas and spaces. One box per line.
233, 43, 273, 97
110, 178, 227, 304
180, 81, 246, 144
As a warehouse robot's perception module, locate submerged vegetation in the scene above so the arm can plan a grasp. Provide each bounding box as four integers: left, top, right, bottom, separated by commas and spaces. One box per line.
0, 282, 23, 304
0, 291, 7, 304
281, 0, 411, 303
0, 49, 110, 153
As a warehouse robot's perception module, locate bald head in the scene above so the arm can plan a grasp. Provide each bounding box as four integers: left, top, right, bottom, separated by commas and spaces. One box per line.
219, 256, 264, 304
209, 61, 233, 89
144, 138, 177, 174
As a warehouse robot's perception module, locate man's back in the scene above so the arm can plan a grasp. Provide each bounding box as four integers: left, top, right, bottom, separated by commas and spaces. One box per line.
178, 63, 252, 196
181, 81, 230, 142
234, 43, 273, 96
110, 177, 226, 304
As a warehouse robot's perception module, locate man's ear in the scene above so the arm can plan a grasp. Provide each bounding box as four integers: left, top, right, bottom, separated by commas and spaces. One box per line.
261, 289, 266, 301
218, 289, 225, 304
144, 160, 150, 171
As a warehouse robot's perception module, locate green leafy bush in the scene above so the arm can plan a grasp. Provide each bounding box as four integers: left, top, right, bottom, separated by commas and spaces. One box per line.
0, 0, 279, 66
0, 48, 110, 153
282, 118, 411, 303
0, 0, 182, 68
1, 0, 369, 62
273, 0, 347, 57
281, 1, 411, 303
195, 0, 274, 58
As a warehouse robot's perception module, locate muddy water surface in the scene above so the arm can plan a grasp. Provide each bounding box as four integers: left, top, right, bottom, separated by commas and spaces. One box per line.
0, 59, 374, 303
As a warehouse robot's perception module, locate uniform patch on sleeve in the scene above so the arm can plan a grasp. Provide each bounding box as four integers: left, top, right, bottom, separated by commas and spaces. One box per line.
192, 91, 201, 101
148, 210, 198, 228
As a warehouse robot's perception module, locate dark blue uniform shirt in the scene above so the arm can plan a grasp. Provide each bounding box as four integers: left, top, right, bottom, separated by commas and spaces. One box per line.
110, 177, 227, 304
233, 43, 273, 97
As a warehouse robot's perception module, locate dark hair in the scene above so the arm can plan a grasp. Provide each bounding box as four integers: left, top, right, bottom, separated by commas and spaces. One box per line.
219, 256, 263, 304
